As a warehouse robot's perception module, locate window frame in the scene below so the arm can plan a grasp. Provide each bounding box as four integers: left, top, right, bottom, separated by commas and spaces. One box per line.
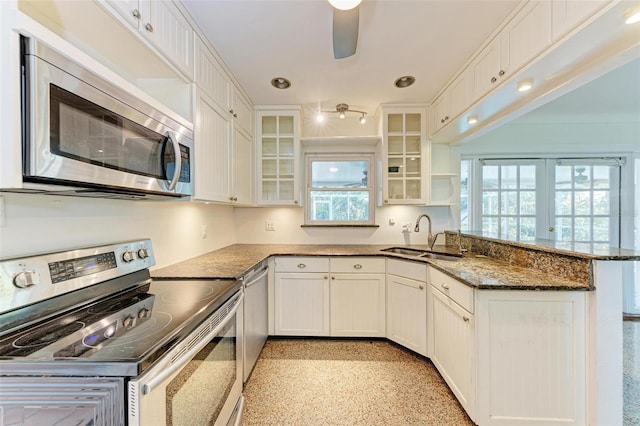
304, 153, 375, 226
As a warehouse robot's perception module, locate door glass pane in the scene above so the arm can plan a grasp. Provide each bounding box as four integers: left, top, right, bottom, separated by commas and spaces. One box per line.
593, 191, 610, 215
520, 191, 536, 215
574, 217, 591, 241
405, 114, 421, 132
279, 138, 294, 156
482, 217, 498, 234
520, 166, 536, 189
555, 166, 572, 189
501, 217, 517, 240
388, 180, 403, 200
574, 167, 590, 189
406, 180, 421, 200
262, 138, 276, 156
482, 191, 498, 215
387, 114, 403, 133
262, 116, 277, 134
593, 166, 610, 189
406, 136, 421, 154
405, 157, 421, 176
279, 181, 294, 200
388, 136, 403, 155
519, 217, 536, 241
279, 116, 294, 134
501, 191, 517, 215
483, 166, 498, 189
500, 165, 518, 189
593, 217, 609, 242
555, 191, 572, 215
574, 191, 591, 215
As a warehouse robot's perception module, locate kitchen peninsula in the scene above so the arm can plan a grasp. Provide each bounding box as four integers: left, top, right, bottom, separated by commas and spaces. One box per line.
153, 232, 640, 426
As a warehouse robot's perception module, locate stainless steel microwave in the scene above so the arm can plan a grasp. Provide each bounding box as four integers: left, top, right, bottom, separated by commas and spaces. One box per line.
20, 36, 193, 199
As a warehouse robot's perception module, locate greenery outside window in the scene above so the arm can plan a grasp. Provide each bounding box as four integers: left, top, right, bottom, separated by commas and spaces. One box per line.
305, 155, 374, 225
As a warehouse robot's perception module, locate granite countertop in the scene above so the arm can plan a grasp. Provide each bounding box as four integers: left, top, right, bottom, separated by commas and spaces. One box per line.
460, 231, 640, 260
152, 244, 591, 291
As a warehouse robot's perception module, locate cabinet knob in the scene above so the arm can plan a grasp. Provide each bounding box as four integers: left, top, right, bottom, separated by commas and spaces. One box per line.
229, 109, 234, 114
490, 76, 497, 83
498, 69, 505, 76
548, 227, 555, 232
463, 316, 470, 322
145, 23, 154, 32
353, 264, 362, 270
444, 116, 449, 120
233, 197, 238, 201
294, 200, 299, 204
324, 275, 328, 279
440, 118, 445, 123
297, 263, 306, 269
132, 9, 141, 19
441, 283, 450, 290
233, 113, 238, 118
419, 285, 424, 290
384, 199, 388, 204
331, 276, 335, 280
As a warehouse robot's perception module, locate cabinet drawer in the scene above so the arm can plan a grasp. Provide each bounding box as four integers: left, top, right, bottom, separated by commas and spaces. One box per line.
275, 257, 329, 273
387, 259, 427, 282
429, 267, 474, 313
330, 257, 385, 274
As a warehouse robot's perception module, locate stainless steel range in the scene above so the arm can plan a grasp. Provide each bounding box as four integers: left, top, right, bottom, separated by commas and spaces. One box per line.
0, 240, 243, 426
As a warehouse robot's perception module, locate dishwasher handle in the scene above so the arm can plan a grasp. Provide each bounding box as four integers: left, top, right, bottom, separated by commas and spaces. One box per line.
244, 267, 268, 289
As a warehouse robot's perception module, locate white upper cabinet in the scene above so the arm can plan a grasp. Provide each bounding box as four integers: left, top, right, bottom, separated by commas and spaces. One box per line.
500, 0, 552, 79
232, 127, 253, 205
195, 35, 230, 111
232, 88, 253, 137
194, 88, 232, 203
105, 0, 193, 79
255, 108, 301, 206
551, 0, 611, 41
470, 1, 551, 103
380, 106, 428, 205
432, 70, 469, 133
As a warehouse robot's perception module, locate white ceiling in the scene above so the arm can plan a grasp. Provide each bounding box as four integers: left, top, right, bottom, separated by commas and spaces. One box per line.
182, 0, 520, 115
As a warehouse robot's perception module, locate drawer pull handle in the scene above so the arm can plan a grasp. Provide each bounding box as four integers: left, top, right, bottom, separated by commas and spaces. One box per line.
324, 276, 328, 279
441, 283, 450, 290
297, 263, 306, 268
419, 285, 424, 290
463, 316, 470, 322
353, 264, 362, 269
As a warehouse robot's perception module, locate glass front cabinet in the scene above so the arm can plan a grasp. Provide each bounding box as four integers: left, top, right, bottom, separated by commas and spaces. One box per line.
256, 107, 301, 205
379, 106, 428, 205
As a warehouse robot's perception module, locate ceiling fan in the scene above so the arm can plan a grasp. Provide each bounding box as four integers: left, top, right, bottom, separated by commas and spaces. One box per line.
329, 0, 362, 59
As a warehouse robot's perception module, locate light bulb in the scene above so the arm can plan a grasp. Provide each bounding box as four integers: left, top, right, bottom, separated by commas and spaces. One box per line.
467, 116, 478, 125
625, 8, 640, 24
328, 0, 363, 11
517, 79, 533, 92
359, 115, 366, 124
339, 112, 346, 119
316, 113, 325, 123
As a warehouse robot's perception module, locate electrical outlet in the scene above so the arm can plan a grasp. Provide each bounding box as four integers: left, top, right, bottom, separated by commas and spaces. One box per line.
389, 217, 396, 225
200, 225, 208, 239
265, 220, 276, 231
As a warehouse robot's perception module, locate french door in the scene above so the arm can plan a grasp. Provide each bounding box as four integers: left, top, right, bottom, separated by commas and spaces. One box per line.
547, 159, 621, 248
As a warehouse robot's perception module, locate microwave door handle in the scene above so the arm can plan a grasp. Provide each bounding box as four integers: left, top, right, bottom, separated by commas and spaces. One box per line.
165, 130, 182, 190
142, 292, 244, 395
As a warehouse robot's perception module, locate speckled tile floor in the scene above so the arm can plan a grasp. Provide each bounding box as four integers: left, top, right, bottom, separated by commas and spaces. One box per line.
241, 339, 473, 425
625, 320, 640, 426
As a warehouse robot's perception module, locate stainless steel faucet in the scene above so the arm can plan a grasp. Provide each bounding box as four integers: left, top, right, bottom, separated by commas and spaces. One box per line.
414, 214, 436, 248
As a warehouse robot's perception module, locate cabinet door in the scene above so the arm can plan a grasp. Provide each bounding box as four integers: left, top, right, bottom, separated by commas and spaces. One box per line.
552, 0, 610, 41
500, 0, 551, 77
232, 88, 253, 137
274, 272, 329, 336
382, 108, 427, 205
140, 0, 193, 79
257, 111, 300, 206
105, 0, 141, 28
330, 273, 385, 337
232, 128, 252, 205
449, 71, 469, 122
470, 37, 502, 102
431, 94, 449, 132
195, 36, 230, 111
431, 287, 475, 420
386, 274, 427, 356
194, 91, 232, 202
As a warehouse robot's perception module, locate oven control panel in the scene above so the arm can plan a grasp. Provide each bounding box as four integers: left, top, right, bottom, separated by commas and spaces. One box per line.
0, 239, 155, 315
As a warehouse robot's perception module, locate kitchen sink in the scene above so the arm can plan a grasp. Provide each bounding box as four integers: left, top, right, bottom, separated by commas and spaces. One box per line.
381, 247, 462, 261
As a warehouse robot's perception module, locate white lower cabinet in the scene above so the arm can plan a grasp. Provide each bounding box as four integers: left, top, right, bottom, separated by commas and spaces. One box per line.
273, 257, 330, 336
476, 290, 586, 426
330, 258, 385, 337
430, 285, 476, 421
386, 260, 427, 356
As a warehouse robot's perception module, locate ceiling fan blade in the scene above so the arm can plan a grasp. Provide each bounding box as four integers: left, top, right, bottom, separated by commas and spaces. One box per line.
333, 7, 359, 59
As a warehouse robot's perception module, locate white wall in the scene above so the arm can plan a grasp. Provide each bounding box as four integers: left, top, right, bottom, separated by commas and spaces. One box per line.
0, 193, 236, 268
234, 205, 454, 245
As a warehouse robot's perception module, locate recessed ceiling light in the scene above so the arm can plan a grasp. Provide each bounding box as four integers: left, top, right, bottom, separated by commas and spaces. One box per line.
316, 113, 325, 123
467, 116, 478, 125
625, 7, 640, 24
517, 79, 533, 92
394, 76, 415, 88
328, 0, 362, 11
329, 167, 339, 172
271, 77, 291, 89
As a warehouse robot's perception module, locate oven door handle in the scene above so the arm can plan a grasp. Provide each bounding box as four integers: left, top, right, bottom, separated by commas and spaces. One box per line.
142, 292, 243, 395
165, 130, 182, 190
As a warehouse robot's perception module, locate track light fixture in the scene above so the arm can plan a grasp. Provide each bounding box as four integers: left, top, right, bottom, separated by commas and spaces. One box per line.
315, 103, 368, 124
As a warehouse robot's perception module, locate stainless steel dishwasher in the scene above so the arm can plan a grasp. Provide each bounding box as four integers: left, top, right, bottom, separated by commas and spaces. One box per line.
242, 261, 269, 383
